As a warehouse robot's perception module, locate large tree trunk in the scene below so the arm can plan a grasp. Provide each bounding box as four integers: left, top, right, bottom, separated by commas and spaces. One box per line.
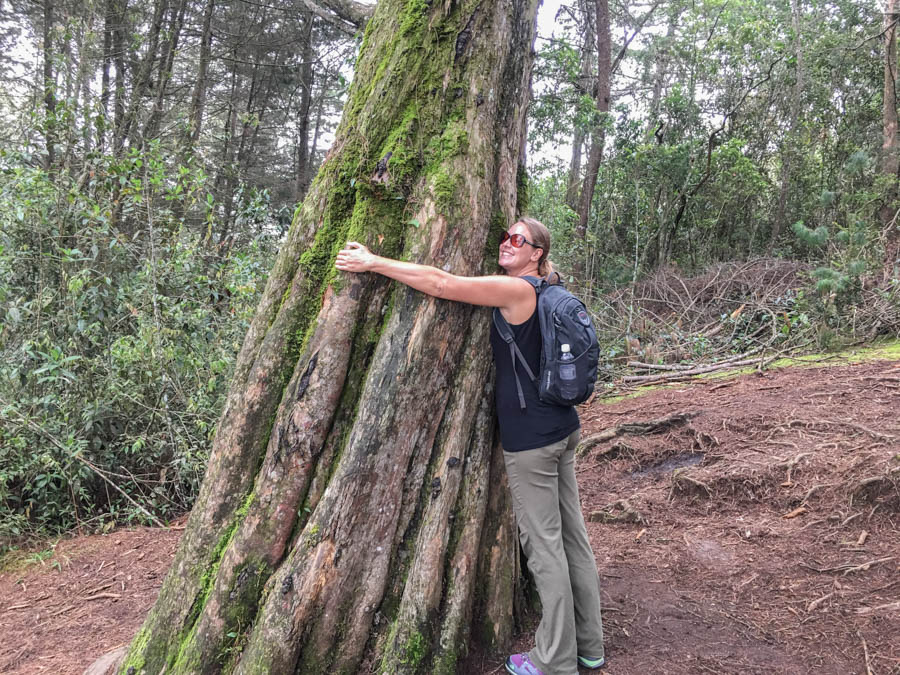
121, 0, 539, 671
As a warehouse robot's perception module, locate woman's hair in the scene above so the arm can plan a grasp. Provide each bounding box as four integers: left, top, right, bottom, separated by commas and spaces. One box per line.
517, 216, 555, 277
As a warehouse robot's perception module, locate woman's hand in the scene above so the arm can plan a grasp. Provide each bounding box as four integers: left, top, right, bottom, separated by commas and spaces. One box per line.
335, 241, 378, 273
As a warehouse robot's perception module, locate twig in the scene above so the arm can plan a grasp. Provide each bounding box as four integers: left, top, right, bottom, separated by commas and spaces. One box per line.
842, 557, 895, 576
855, 600, 900, 615
83, 592, 122, 601
806, 592, 834, 612
858, 630, 874, 675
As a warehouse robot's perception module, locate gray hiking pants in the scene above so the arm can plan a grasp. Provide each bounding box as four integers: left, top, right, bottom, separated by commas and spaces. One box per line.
503, 429, 605, 675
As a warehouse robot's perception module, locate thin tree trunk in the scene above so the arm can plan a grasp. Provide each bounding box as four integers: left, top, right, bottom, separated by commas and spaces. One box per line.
98, 0, 114, 152
881, 0, 900, 280
121, 0, 540, 671
114, 0, 166, 154
295, 15, 316, 203
112, 0, 127, 143
574, 0, 611, 245
565, 0, 595, 211
42, 0, 56, 170
142, 0, 187, 142
768, 0, 804, 254
184, 0, 214, 151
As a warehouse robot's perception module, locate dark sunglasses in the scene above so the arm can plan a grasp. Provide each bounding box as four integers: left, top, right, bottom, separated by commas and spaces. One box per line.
500, 231, 540, 249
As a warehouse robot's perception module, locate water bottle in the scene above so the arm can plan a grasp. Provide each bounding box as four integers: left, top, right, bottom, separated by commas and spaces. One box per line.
559, 343, 578, 400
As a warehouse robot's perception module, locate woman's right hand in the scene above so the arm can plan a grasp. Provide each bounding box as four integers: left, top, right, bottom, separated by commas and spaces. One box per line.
335, 241, 377, 273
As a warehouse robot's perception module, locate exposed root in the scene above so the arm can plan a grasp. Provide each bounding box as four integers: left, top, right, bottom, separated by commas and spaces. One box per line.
577, 411, 701, 457
588, 499, 649, 526
669, 469, 712, 499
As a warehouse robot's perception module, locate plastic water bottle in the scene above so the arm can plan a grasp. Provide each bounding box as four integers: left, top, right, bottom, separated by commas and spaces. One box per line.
559, 343, 578, 400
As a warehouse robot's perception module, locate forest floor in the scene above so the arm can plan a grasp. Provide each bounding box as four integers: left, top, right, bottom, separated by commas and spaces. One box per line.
1, 354, 898, 675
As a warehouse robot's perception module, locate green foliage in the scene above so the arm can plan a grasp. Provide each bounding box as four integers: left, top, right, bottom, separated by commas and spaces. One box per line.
0, 144, 274, 540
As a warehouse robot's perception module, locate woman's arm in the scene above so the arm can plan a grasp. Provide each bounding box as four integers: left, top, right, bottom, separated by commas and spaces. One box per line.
335, 242, 534, 313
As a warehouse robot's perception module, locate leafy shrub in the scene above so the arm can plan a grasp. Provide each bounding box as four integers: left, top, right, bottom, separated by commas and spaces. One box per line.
0, 146, 275, 540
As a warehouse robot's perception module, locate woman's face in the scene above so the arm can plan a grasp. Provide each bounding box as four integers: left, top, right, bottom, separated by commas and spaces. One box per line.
498, 222, 542, 274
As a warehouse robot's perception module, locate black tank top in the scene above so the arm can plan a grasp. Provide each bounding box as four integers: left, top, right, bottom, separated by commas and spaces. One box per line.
489, 306, 580, 452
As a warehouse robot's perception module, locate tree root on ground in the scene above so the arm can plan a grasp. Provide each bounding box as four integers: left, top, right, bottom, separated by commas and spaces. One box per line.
588, 499, 649, 525
577, 411, 701, 457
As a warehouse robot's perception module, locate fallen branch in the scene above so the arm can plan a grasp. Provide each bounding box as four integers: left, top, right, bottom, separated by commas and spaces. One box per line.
623, 358, 763, 384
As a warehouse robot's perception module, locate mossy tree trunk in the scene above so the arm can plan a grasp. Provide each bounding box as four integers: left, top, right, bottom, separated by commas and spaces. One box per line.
121, 0, 539, 672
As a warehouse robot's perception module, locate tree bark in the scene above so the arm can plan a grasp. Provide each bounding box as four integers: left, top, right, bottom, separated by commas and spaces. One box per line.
881, 0, 900, 280
121, 0, 540, 671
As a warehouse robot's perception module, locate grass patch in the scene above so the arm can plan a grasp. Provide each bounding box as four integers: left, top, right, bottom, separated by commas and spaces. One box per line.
597, 338, 900, 404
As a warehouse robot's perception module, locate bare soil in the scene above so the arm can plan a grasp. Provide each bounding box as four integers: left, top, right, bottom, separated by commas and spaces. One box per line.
2, 359, 898, 675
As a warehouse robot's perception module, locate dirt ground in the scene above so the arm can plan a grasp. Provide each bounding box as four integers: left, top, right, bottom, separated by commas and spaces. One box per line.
2, 358, 898, 675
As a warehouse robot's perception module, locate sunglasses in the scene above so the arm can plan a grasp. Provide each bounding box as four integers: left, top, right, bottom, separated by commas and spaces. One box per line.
500, 231, 540, 249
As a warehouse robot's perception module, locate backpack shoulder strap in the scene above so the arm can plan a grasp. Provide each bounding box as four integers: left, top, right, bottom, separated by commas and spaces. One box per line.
492, 308, 537, 410
521, 275, 544, 293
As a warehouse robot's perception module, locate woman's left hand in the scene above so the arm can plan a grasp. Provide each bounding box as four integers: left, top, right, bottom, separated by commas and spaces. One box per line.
335, 241, 377, 273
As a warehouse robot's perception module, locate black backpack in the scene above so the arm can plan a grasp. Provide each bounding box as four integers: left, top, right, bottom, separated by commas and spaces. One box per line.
492, 275, 599, 409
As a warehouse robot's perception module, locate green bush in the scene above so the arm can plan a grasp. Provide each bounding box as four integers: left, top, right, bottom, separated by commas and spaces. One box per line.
0, 146, 275, 539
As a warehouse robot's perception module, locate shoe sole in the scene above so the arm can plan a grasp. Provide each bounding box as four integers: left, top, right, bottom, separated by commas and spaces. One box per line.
578, 657, 606, 669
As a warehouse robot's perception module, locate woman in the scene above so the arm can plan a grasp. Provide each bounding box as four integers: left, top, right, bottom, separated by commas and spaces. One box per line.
335, 217, 605, 675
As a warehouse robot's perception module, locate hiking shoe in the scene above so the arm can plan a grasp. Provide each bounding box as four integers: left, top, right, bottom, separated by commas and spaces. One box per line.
577, 654, 606, 669
505, 653, 544, 675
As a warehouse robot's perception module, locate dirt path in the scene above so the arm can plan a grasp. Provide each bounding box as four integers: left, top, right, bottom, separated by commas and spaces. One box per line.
2, 359, 898, 674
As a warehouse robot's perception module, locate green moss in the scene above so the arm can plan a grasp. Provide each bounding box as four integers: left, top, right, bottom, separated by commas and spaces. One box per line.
402, 630, 428, 667
167, 519, 241, 671
430, 166, 457, 210
398, 0, 429, 37
216, 558, 271, 666
119, 626, 150, 673
236, 490, 256, 518
433, 642, 460, 675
